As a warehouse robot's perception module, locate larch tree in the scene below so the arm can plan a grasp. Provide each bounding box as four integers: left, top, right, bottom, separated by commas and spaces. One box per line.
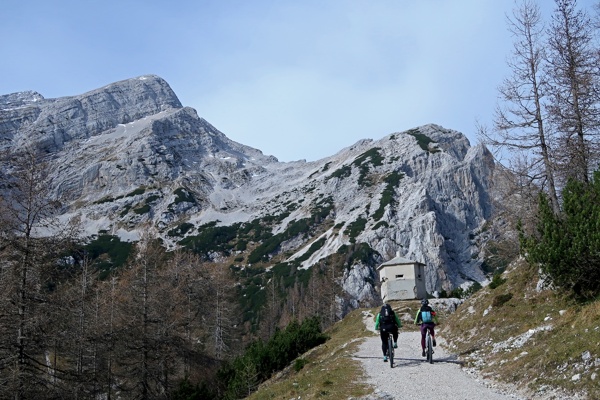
0, 147, 71, 399
113, 232, 168, 398
481, 0, 560, 215
52, 253, 102, 398
546, 0, 600, 185
203, 263, 237, 361
95, 276, 120, 400
162, 250, 208, 379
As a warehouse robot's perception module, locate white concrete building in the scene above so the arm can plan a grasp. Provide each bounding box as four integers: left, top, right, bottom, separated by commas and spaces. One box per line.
377, 255, 427, 302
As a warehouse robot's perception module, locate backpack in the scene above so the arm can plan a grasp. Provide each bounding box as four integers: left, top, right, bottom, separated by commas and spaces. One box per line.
380, 304, 395, 325
421, 310, 433, 323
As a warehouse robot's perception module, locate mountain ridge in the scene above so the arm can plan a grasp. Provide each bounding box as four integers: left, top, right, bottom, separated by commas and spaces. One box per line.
0, 74, 496, 310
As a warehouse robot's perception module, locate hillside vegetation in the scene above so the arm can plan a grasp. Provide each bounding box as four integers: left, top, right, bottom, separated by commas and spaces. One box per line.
246, 308, 374, 399
248, 261, 599, 400
442, 259, 599, 399
247, 300, 454, 399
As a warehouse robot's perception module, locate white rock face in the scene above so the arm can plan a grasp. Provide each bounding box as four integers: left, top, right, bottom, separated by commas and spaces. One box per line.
1, 75, 497, 304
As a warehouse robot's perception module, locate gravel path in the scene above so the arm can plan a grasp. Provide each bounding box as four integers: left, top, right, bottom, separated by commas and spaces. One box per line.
352, 330, 526, 400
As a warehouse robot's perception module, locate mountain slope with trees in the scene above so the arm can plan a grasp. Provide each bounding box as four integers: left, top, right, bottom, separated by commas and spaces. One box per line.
0, 0, 599, 398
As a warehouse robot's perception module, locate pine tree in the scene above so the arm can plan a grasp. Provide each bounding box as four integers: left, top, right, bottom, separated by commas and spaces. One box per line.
520, 170, 600, 299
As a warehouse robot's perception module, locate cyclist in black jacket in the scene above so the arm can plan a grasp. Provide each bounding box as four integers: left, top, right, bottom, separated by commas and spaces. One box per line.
374, 303, 402, 362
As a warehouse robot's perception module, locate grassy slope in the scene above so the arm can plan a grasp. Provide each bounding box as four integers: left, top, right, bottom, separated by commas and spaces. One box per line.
249, 260, 599, 399
247, 300, 443, 399
441, 259, 600, 399
246, 308, 373, 399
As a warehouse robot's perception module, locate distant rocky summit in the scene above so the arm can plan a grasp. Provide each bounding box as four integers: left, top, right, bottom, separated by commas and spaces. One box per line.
0, 74, 496, 310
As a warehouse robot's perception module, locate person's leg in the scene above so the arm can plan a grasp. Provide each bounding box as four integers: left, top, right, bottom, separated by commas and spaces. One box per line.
380, 330, 388, 357
392, 327, 399, 348
420, 324, 427, 356
430, 325, 436, 346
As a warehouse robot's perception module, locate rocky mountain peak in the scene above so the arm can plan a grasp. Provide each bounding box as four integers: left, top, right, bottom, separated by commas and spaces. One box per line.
1, 75, 497, 312
0, 90, 45, 108
0, 74, 182, 152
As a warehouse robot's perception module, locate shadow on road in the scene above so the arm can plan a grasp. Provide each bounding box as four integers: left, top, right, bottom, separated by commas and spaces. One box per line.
351, 354, 464, 367
392, 356, 465, 367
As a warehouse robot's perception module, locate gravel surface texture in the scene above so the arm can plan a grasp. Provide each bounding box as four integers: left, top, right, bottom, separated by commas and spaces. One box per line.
352, 329, 526, 400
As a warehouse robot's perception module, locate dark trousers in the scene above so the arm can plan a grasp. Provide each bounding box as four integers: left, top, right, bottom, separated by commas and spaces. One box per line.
420, 323, 435, 349
379, 326, 398, 356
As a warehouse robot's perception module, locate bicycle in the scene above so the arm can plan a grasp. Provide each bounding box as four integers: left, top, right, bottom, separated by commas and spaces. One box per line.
425, 327, 434, 364
385, 330, 395, 368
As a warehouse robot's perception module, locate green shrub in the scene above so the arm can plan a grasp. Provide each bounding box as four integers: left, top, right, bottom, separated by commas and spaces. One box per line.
84, 234, 134, 277
353, 148, 383, 168
448, 281, 482, 299
171, 379, 215, 400
337, 244, 349, 254
236, 240, 247, 251
179, 222, 239, 256
373, 171, 404, 221
125, 187, 146, 197
488, 273, 506, 289
145, 194, 160, 203
328, 165, 352, 180
519, 171, 600, 300
347, 217, 367, 243
465, 282, 482, 296
173, 187, 196, 204
119, 204, 131, 217
247, 234, 284, 264
218, 317, 328, 399
492, 293, 513, 307
311, 197, 333, 221
450, 287, 464, 298
352, 148, 383, 186
95, 196, 115, 204
347, 242, 378, 266
407, 129, 437, 152
294, 358, 308, 372
296, 238, 326, 263
285, 218, 311, 237
167, 222, 194, 237
133, 204, 151, 214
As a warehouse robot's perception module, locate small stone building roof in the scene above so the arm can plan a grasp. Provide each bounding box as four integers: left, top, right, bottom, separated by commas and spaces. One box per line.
377, 256, 424, 270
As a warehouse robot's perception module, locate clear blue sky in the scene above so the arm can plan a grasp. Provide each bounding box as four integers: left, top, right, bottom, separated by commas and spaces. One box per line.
1, 1, 597, 162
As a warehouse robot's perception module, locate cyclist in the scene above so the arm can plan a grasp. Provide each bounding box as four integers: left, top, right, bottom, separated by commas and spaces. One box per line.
414, 298, 438, 357
374, 303, 402, 362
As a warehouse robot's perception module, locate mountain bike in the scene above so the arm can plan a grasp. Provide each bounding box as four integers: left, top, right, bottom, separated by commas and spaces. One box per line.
425, 327, 434, 364
385, 331, 395, 368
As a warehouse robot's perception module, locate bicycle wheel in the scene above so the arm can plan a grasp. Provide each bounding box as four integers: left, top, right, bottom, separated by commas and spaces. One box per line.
387, 334, 394, 368
426, 331, 433, 364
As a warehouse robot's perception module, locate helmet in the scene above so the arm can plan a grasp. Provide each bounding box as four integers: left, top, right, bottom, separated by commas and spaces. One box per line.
421, 298, 429, 306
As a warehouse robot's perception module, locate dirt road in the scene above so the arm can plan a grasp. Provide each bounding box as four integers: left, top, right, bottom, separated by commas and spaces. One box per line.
353, 328, 525, 399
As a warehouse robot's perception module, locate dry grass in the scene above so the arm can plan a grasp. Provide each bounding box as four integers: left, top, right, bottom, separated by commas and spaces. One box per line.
441, 259, 600, 399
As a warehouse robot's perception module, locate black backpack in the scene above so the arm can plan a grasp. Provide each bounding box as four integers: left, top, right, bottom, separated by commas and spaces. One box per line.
380, 304, 394, 325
